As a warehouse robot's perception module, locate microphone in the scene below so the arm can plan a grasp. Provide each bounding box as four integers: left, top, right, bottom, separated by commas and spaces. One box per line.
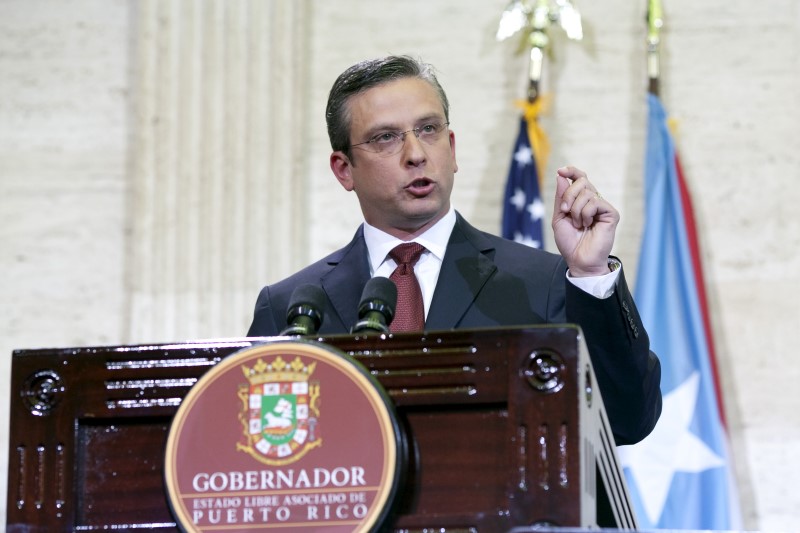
351, 277, 397, 334
280, 284, 326, 336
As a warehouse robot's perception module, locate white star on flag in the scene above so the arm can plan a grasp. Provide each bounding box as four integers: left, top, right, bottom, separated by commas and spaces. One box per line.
514, 145, 533, 166
513, 232, 541, 248
527, 198, 545, 221
618, 371, 725, 525
509, 188, 527, 211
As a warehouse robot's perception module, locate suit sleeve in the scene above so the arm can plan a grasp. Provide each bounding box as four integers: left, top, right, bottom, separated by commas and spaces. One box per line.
565, 267, 662, 445
247, 285, 282, 337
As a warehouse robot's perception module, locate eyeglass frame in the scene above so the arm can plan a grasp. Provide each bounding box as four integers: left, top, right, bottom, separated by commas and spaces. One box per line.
350, 121, 451, 156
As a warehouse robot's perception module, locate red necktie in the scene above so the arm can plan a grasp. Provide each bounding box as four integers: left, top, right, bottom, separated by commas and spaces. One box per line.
388, 242, 426, 332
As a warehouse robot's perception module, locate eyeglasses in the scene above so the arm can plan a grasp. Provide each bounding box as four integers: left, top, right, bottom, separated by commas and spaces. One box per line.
351, 122, 450, 156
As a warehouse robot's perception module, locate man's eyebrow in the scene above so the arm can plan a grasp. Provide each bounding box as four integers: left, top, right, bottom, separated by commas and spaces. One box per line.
362, 114, 446, 137
414, 113, 446, 125
361, 122, 398, 138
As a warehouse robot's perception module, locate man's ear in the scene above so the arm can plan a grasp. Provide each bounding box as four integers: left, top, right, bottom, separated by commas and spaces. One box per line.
449, 129, 458, 174
330, 151, 355, 191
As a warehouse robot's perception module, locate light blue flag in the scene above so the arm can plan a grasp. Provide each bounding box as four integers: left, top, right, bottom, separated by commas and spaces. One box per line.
618, 94, 742, 530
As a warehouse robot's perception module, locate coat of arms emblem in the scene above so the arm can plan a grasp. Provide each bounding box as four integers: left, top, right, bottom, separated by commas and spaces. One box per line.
237, 355, 321, 465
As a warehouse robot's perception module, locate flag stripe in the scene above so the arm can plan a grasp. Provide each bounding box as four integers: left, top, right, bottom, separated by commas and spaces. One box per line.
674, 155, 728, 428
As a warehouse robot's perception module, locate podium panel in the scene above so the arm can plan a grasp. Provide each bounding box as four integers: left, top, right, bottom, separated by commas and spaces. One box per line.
6, 326, 636, 531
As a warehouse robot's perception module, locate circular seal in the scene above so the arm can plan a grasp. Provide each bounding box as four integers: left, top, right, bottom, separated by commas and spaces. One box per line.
165, 340, 404, 532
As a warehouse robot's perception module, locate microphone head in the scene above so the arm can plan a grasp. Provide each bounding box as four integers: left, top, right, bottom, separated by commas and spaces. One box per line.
288, 284, 327, 311
351, 277, 397, 334
359, 276, 397, 314
283, 284, 326, 335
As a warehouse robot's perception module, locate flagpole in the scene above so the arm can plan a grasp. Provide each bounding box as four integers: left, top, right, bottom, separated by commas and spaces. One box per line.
647, 0, 663, 96
526, 0, 548, 103
528, 44, 543, 103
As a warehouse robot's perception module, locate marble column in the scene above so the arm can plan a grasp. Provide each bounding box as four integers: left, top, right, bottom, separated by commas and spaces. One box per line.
127, 0, 310, 342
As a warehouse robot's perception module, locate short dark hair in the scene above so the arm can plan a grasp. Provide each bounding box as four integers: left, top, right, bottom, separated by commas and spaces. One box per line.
325, 55, 450, 160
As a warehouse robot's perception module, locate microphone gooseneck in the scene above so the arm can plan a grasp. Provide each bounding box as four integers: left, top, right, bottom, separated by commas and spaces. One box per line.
351, 277, 397, 334
281, 284, 326, 336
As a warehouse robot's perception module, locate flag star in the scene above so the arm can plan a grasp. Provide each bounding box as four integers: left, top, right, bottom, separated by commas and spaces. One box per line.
618, 371, 725, 525
514, 145, 533, 166
527, 198, 545, 221
509, 188, 527, 211
514, 232, 541, 249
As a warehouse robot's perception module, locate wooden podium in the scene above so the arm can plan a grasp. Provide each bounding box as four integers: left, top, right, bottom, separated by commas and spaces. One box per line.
6, 326, 637, 531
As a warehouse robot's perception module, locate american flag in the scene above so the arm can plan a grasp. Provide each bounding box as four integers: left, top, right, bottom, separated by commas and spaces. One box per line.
502, 116, 545, 249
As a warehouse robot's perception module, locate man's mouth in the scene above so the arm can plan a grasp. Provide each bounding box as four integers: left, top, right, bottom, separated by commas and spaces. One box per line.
405, 177, 434, 196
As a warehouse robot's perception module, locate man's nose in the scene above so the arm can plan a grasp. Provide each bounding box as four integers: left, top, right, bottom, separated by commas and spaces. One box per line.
401, 131, 427, 165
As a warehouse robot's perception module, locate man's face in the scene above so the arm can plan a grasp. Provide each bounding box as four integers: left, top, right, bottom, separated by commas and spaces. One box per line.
330, 77, 458, 239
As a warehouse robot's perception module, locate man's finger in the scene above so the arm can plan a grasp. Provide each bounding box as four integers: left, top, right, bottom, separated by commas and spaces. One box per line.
554, 173, 571, 213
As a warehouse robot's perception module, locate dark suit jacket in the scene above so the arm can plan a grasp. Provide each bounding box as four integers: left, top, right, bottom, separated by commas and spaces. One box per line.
248, 213, 661, 444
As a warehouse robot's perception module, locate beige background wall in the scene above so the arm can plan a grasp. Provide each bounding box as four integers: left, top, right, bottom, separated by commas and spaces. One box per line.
2, 0, 798, 529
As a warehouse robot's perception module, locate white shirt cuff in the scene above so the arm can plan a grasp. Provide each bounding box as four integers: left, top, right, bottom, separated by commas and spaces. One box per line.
566, 264, 620, 299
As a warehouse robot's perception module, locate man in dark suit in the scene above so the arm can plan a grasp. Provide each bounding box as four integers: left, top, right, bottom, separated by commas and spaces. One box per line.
247, 55, 661, 445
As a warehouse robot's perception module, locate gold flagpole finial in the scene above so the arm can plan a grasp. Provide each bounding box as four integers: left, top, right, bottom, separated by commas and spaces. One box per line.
497, 0, 583, 102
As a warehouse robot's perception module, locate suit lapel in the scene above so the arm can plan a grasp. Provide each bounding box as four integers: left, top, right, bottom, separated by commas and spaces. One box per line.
320, 227, 371, 332
426, 214, 497, 330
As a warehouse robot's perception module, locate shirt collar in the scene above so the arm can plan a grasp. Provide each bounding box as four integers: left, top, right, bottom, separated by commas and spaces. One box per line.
363, 207, 456, 274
